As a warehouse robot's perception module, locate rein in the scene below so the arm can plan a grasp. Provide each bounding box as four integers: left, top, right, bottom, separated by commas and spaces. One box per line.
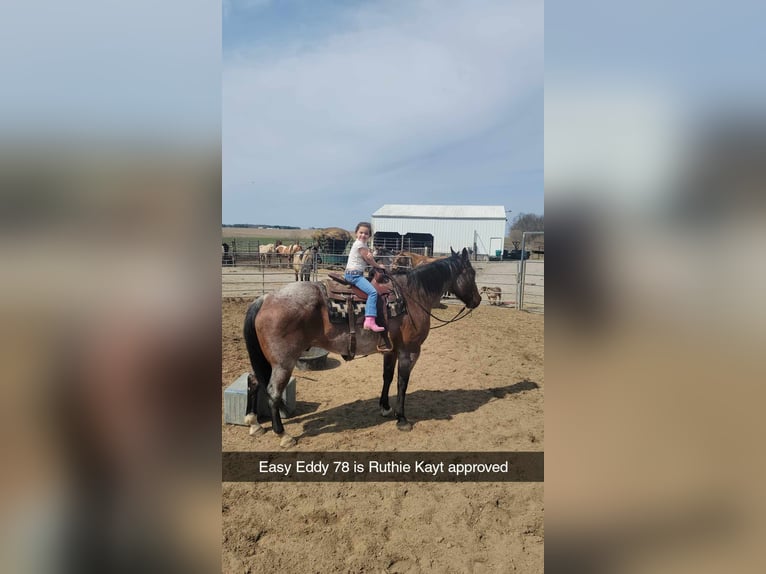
408, 297, 473, 329
378, 262, 475, 330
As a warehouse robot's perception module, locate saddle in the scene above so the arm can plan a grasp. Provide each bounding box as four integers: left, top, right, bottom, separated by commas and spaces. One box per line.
324, 270, 395, 357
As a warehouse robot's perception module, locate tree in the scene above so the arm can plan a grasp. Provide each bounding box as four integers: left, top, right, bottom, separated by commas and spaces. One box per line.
510, 213, 544, 232
507, 213, 544, 249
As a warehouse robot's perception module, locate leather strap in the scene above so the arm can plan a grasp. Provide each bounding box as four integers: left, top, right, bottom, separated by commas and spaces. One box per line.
346, 296, 356, 359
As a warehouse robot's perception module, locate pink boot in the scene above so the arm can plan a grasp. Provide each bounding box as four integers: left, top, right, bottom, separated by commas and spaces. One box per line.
363, 316, 385, 332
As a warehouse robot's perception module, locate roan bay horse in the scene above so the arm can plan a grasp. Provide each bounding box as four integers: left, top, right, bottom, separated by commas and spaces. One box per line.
243, 247, 482, 447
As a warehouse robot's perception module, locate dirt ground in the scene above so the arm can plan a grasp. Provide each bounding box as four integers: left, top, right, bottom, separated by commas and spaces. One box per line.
222, 299, 544, 573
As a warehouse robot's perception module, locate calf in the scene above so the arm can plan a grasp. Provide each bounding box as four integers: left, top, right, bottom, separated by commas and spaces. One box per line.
480, 286, 502, 305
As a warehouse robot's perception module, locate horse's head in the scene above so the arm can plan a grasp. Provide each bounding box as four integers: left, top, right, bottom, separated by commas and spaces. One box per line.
373, 247, 395, 271
450, 247, 482, 309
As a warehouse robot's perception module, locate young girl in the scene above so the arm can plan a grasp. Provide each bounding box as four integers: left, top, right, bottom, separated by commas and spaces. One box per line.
345, 222, 387, 332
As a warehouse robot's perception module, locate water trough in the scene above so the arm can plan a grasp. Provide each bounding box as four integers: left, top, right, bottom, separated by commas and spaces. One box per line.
296, 347, 329, 370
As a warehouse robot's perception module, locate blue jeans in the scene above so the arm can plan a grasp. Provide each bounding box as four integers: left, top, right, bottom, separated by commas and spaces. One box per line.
344, 271, 378, 317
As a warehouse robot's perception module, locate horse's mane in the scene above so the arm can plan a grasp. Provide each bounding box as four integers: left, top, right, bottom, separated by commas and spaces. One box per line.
403, 254, 462, 299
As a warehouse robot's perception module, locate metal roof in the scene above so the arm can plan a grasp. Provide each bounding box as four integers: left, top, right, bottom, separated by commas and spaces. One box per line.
372, 204, 506, 220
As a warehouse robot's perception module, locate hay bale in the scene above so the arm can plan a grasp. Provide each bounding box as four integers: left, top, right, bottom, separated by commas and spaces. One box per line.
313, 227, 352, 253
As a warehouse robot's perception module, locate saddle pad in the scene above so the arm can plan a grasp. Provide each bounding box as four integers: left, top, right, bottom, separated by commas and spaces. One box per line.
320, 284, 406, 324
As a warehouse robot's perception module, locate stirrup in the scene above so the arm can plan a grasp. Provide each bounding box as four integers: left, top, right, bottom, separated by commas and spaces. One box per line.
377, 334, 393, 352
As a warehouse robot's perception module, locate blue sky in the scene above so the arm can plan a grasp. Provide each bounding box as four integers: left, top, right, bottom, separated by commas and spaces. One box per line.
0, 1, 220, 139
223, 0, 543, 228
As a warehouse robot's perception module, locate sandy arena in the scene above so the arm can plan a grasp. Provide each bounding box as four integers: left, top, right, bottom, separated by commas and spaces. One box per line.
222, 298, 544, 573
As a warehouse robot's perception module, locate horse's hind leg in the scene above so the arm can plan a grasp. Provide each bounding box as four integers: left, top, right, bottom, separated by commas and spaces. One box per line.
244, 374, 265, 436
268, 366, 297, 448
379, 351, 397, 417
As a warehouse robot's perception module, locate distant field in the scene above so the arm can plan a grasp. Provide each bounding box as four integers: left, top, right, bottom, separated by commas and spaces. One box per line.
222, 228, 324, 249
222, 227, 319, 240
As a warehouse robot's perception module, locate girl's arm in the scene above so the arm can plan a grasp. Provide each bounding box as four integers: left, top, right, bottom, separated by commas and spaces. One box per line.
360, 247, 385, 270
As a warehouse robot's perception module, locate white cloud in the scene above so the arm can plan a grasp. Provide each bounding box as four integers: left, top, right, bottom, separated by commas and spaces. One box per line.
223, 0, 542, 200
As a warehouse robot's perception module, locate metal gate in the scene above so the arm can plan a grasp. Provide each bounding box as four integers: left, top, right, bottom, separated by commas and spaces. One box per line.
221, 251, 325, 298
516, 231, 544, 313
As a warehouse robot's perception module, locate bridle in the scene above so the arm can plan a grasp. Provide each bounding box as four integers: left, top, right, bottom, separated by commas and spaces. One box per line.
407, 297, 473, 329
377, 266, 475, 330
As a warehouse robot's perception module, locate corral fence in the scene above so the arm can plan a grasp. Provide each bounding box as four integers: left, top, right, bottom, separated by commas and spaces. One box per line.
223, 245, 544, 314
517, 232, 544, 313
222, 250, 345, 298
373, 235, 433, 255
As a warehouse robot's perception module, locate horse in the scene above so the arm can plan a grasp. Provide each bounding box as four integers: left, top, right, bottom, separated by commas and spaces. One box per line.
258, 243, 275, 265
291, 250, 303, 280
274, 242, 291, 266
385, 250, 453, 303
242, 247, 482, 447
222, 242, 234, 266
292, 245, 318, 282
372, 247, 397, 270
390, 251, 446, 273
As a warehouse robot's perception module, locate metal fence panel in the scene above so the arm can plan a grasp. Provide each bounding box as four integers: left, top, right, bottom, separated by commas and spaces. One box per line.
223, 250, 543, 313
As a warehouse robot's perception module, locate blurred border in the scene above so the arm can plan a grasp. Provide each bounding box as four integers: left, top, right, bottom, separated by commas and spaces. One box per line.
0, 2, 222, 573
546, 1, 766, 572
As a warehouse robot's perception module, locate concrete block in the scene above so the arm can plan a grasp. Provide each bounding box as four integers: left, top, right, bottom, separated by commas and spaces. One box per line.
224, 372, 296, 425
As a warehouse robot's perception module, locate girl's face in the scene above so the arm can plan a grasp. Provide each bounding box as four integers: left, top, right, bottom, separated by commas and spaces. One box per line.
356, 227, 371, 242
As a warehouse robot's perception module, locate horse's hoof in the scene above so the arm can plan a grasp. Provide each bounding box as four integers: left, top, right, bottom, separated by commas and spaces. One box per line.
249, 424, 265, 437
280, 434, 297, 448
380, 407, 393, 417
396, 420, 413, 432
244, 413, 256, 425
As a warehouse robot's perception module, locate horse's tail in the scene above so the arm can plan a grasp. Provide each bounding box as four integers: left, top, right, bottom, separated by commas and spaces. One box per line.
243, 296, 272, 387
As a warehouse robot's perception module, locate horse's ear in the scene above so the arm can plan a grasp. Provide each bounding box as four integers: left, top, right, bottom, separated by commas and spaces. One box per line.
461, 247, 469, 260
450, 247, 456, 256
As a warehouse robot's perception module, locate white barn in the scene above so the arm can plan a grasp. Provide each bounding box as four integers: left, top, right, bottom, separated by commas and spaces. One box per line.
371, 204, 507, 258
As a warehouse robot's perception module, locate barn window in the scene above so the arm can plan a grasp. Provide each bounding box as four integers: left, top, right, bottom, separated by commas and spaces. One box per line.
372, 232, 402, 251
402, 233, 434, 256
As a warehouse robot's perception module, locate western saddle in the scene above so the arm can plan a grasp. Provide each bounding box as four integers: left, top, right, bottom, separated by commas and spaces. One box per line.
324, 270, 395, 357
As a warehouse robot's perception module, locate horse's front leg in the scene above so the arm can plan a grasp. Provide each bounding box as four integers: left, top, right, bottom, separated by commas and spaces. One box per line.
268, 366, 297, 448
394, 350, 420, 431
379, 351, 397, 417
